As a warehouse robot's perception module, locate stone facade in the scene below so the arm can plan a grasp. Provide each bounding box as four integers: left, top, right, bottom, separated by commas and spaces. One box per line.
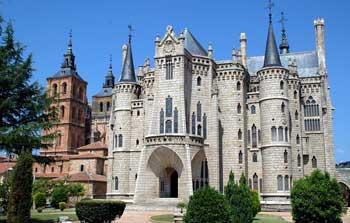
106, 16, 336, 209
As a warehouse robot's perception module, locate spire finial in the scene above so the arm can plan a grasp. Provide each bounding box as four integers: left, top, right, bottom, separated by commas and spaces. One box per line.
279, 12, 287, 31
109, 54, 113, 69
68, 29, 73, 49
278, 11, 290, 54
128, 25, 134, 44
266, 0, 274, 23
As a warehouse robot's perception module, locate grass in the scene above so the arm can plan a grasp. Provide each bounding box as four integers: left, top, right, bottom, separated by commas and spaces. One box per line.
0, 209, 78, 223
150, 213, 289, 223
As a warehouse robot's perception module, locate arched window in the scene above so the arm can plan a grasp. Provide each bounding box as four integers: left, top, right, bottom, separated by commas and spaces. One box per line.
137, 110, 140, 116
174, 108, 178, 133
296, 135, 300, 144
203, 113, 207, 139
52, 84, 58, 95
238, 129, 242, 140
280, 80, 284, 90
285, 175, 289, 191
115, 177, 119, 190
99, 102, 103, 112
285, 127, 288, 142
239, 150, 243, 164
252, 125, 257, 148
237, 81, 241, 91
197, 125, 202, 136
80, 165, 84, 172
253, 173, 258, 190
295, 110, 299, 120
60, 106, 65, 118
297, 154, 301, 167
284, 150, 288, 163
51, 167, 54, 173
165, 56, 173, 79
312, 156, 317, 168
192, 112, 196, 134
237, 103, 242, 114
278, 127, 284, 141
271, 126, 277, 141
107, 102, 110, 111
197, 102, 201, 121
160, 109, 164, 134
165, 120, 172, 133
252, 152, 258, 162
251, 105, 256, 114
294, 90, 297, 99
197, 76, 201, 86
166, 96, 172, 117
277, 175, 283, 191
62, 83, 67, 94
281, 102, 285, 113
118, 134, 123, 147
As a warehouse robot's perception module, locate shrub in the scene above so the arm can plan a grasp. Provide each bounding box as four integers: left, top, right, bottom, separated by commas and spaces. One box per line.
184, 187, 230, 223
51, 185, 68, 209
34, 192, 46, 209
291, 170, 346, 223
36, 207, 44, 213
225, 172, 254, 223
76, 200, 126, 223
177, 202, 186, 213
251, 190, 261, 217
59, 202, 66, 211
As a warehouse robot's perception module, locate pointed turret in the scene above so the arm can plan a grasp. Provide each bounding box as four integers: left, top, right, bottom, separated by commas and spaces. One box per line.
119, 32, 137, 83
61, 30, 76, 70
104, 55, 115, 88
263, 11, 282, 68
279, 12, 290, 54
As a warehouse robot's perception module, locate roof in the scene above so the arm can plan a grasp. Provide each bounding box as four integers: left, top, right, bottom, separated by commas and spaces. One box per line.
263, 21, 282, 68
183, 29, 207, 56
69, 153, 106, 160
119, 40, 137, 83
93, 87, 113, 98
78, 142, 108, 151
0, 162, 16, 175
34, 172, 66, 179
48, 68, 85, 81
55, 172, 107, 183
247, 51, 319, 77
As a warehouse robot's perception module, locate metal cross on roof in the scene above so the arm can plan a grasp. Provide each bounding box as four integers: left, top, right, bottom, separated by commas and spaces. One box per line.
278, 12, 288, 30
266, 0, 275, 22
128, 25, 134, 43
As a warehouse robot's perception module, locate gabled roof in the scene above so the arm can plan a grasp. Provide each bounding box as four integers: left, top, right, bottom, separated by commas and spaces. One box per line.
183, 29, 207, 56
78, 142, 108, 151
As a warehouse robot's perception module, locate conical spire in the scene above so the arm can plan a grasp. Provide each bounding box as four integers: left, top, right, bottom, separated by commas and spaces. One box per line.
61, 30, 76, 70
263, 1, 282, 68
119, 26, 137, 83
104, 55, 115, 88
279, 12, 290, 54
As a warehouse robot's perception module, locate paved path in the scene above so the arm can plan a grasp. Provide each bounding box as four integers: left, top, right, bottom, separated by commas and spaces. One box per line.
116, 210, 172, 223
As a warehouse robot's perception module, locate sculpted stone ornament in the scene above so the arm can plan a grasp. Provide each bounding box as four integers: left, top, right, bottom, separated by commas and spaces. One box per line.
164, 40, 175, 54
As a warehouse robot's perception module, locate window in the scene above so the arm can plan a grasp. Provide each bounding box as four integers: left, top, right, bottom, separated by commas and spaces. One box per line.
165, 57, 173, 79
174, 108, 178, 133
51, 167, 54, 173
312, 156, 317, 168
277, 175, 283, 191
237, 103, 241, 114
192, 112, 196, 134
280, 80, 284, 90
137, 110, 140, 116
60, 106, 65, 118
285, 175, 289, 191
165, 120, 172, 133
253, 173, 258, 191
160, 109, 164, 134
252, 152, 258, 162
296, 135, 300, 144
251, 105, 256, 114
285, 127, 288, 142
197, 125, 202, 136
284, 150, 288, 163
99, 102, 103, 112
239, 151, 243, 164
203, 114, 207, 139
107, 102, 110, 111
136, 139, 139, 145
197, 76, 201, 86
294, 91, 297, 99
118, 134, 123, 147
35, 168, 38, 173
271, 126, 277, 141
281, 102, 285, 113
166, 96, 172, 117
56, 134, 62, 146
295, 111, 299, 120
115, 177, 119, 190
305, 119, 320, 132
237, 81, 241, 91
252, 125, 257, 148
114, 135, 118, 147
52, 84, 58, 95
197, 102, 201, 121
62, 83, 67, 94
80, 165, 84, 172
238, 129, 242, 140
278, 127, 284, 141
297, 154, 301, 167
258, 130, 261, 144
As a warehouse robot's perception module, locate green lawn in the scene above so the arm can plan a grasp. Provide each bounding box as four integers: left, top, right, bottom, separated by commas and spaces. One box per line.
150, 214, 289, 223
0, 209, 78, 223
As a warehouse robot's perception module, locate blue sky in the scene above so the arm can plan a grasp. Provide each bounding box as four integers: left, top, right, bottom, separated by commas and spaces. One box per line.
1, 0, 349, 163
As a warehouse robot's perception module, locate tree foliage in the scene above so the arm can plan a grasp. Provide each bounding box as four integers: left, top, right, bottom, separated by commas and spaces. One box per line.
184, 187, 230, 223
51, 184, 69, 209
291, 170, 346, 223
251, 190, 261, 217
0, 181, 10, 214
33, 192, 46, 209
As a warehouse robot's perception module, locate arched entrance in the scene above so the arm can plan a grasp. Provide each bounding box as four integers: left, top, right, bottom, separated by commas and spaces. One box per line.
191, 149, 209, 192
339, 182, 350, 206
170, 170, 178, 197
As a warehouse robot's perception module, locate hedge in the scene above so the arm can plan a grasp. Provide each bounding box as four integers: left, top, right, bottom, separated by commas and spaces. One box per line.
76, 200, 126, 223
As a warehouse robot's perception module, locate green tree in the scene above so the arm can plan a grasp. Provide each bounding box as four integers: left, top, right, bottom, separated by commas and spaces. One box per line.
0, 20, 56, 222
251, 190, 261, 217
184, 187, 230, 223
67, 183, 85, 204
0, 181, 10, 214
33, 192, 46, 209
291, 170, 346, 223
51, 185, 69, 209
224, 172, 254, 223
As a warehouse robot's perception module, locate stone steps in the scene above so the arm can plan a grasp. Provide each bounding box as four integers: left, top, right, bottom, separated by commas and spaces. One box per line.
127, 198, 181, 212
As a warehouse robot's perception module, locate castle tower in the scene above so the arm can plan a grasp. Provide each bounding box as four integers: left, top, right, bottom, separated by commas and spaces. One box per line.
257, 11, 292, 206
43, 32, 89, 155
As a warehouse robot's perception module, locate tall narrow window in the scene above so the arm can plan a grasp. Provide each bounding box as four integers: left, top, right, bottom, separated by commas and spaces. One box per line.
62, 83, 67, 94
203, 114, 207, 139
277, 175, 283, 191
60, 106, 65, 118
52, 84, 58, 95
280, 80, 284, 90
252, 152, 258, 162
197, 102, 202, 122
165, 57, 173, 79
56, 134, 62, 146
160, 109, 164, 134
80, 165, 84, 172
174, 108, 178, 133
107, 102, 110, 111
296, 135, 300, 144
197, 125, 202, 136
237, 81, 241, 91
166, 120, 172, 133
237, 103, 241, 114
271, 126, 277, 141
285, 175, 289, 191
278, 127, 284, 141
258, 130, 261, 144
115, 177, 119, 190
252, 125, 257, 148
253, 173, 258, 190
166, 96, 172, 117
239, 151, 243, 164
295, 110, 299, 120
251, 105, 256, 114
285, 127, 288, 142
100, 102, 103, 112
197, 76, 201, 86
281, 102, 285, 113
238, 129, 242, 140
118, 134, 123, 147
294, 90, 297, 99
297, 154, 301, 167
114, 135, 118, 147
192, 112, 196, 134
284, 150, 288, 163
312, 156, 317, 168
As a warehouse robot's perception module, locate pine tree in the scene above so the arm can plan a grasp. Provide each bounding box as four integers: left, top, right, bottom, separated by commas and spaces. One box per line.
0, 20, 56, 222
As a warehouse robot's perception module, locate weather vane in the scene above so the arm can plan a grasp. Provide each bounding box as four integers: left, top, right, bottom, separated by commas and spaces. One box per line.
278, 12, 288, 31
266, 0, 274, 22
